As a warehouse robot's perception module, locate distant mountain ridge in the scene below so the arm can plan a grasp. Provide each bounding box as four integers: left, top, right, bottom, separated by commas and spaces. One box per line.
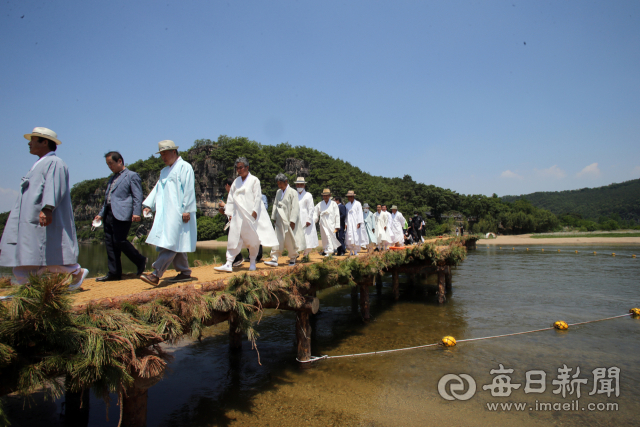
502, 179, 640, 223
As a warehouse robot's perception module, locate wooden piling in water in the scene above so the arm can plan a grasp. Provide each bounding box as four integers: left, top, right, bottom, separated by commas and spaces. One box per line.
392, 270, 400, 300
120, 383, 148, 427
437, 266, 446, 304
359, 276, 373, 322
376, 273, 383, 296
445, 266, 452, 291
229, 312, 243, 350
296, 311, 311, 362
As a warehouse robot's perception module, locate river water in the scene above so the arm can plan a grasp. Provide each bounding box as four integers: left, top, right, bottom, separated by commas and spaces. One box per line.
3, 244, 640, 427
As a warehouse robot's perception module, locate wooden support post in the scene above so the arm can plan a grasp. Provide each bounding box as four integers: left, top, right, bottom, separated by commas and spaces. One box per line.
229, 312, 242, 350
296, 311, 311, 362
392, 270, 399, 300
119, 383, 148, 427
376, 273, 383, 296
437, 266, 446, 304
445, 266, 452, 291
359, 280, 370, 322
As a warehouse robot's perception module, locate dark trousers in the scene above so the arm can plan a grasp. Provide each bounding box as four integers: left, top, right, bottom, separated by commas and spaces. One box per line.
335, 229, 346, 255
239, 245, 263, 263
104, 206, 145, 277
411, 229, 421, 243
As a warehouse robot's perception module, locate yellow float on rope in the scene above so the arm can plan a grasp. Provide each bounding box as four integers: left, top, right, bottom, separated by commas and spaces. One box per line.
553, 321, 569, 330
612, 253, 616, 256
633, 254, 636, 258
593, 251, 597, 255
630, 308, 640, 316
526, 248, 529, 251
542, 249, 544, 252
441, 336, 457, 347
575, 250, 578, 253
558, 249, 561, 252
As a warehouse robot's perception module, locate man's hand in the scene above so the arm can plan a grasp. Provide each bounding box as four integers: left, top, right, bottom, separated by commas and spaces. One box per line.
357, 223, 361, 229
143, 207, 151, 216
132, 215, 141, 222
384, 226, 387, 231
334, 228, 339, 233
94, 215, 102, 222
39, 208, 52, 227
182, 213, 191, 223
306, 221, 311, 227
290, 221, 296, 231
252, 211, 257, 220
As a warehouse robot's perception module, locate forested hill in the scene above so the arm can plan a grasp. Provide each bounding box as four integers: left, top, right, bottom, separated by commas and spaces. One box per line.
65, 135, 559, 236
502, 179, 640, 223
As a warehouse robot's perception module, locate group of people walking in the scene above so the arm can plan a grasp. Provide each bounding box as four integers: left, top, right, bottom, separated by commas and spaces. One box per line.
0, 129, 422, 289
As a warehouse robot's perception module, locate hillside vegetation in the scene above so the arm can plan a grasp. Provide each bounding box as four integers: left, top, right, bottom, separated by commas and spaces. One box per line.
503, 179, 640, 231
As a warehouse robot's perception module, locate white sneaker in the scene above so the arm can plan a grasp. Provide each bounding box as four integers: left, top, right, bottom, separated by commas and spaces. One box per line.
249, 261, 256, 271
324, 253, 332, 257
214, 263, 233, 272
264, 260, 278, 267
69, 268, 89, 290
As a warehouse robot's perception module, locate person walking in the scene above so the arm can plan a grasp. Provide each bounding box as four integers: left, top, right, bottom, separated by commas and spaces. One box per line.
0, 127, 88, 289
334, 196, 347, 256
94, 151, 147, 281
314, 189, 341, 257
140, 141, 197, 285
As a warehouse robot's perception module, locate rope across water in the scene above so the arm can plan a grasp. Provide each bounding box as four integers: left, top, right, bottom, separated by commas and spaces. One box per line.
296, 312, 636, 363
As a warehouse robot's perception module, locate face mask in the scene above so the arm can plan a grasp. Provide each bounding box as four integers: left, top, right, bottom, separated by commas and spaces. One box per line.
297, 188, 304, 193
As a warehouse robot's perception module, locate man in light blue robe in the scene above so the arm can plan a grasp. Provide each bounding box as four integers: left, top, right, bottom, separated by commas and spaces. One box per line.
362, 203, 377, 252
140, 140, 197, 285
0, 127, 88, 289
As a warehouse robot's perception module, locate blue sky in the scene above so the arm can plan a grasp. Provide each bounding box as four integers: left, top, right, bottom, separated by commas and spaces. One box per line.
1, 0, 639, 212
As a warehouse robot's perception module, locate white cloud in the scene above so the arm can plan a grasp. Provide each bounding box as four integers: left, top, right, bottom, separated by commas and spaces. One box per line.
576, 162, 601, 178
534, 165, 566, 179
500, 170, 523, 180
0, 187, 19, 213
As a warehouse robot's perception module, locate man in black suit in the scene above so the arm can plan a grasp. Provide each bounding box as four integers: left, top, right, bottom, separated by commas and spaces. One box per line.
334, 196, 347, 256
410, 211, 423, 244
94, 151, 147, 281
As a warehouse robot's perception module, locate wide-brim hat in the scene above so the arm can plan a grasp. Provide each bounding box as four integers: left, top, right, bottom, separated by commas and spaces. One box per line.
157, 140, 179, 153
391, 205, 398, 210
321, 188, 331, 196
346, 190, 356, 197
24, 127, 61, 145
363, 203, 370, 208
295, 176, 307, 185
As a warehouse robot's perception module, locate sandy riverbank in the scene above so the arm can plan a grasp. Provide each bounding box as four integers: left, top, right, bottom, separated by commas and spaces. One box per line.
477, 234, 640, 246
196, 240, 229, 248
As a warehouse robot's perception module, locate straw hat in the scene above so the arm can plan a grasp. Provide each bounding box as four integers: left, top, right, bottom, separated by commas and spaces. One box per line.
23, 127, 61, 145
157, 140, 179, 153
321, 188, 331, 196
346, 190, 356, 197
391, 205, 398, 210
295, 177, 307, 185
363, 203, 370, 208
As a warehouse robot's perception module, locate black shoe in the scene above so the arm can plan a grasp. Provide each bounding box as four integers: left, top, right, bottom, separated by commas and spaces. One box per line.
136, 257, 148, 276
96, 274, 121, 282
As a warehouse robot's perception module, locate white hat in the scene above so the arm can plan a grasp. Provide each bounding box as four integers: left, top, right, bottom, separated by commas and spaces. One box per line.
295, 176, 306, 184
157, 140, 179, 153
24, 127, 61, 145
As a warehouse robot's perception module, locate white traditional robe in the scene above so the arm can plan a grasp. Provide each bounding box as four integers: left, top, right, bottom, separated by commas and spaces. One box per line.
271, 185, 306, 252
362, 210, 377, 244
0, 154, 79, 267
375, 211, 392, 244
345, 200, 367, 247
225, 172, 278, 250
143, 157, 197, 253
314, 200, 341, 250
297, 190, 319, 250
390, 211, 405, 244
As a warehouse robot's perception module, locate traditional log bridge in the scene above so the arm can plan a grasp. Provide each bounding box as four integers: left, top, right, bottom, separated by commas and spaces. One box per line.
0, 236, 476, 427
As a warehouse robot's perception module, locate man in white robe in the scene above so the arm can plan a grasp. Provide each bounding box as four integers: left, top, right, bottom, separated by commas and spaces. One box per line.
265, 174, 306, 266
361, 203, 377, 252
314, 189, 341, 257
375, 204, 392, 251
344, 190, 366, 256
389, 205, 406, 247
141, 141, 197, 285
294, 177, 319, 257
0, 127, 88, 289
214, 157, 278, 272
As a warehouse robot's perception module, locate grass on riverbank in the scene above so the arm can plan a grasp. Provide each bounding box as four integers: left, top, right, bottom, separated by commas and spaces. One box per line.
531, 233, 640, 239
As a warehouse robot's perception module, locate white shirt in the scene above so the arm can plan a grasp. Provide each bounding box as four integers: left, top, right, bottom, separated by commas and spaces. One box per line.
30, 151, 55, 171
